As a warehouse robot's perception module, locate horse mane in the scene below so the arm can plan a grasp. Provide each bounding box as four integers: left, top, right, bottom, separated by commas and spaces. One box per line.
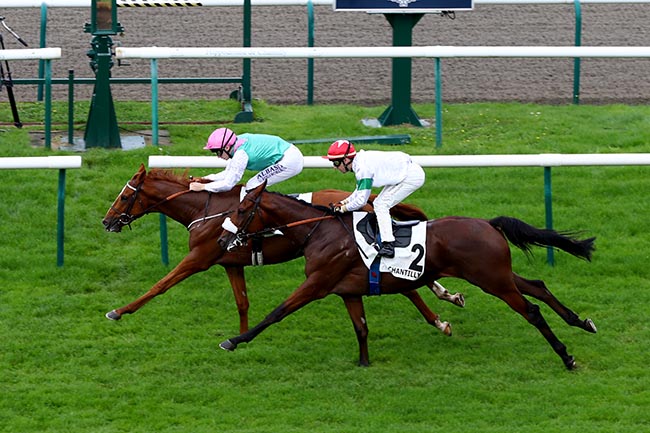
267, 190, 328, 210
148, 168, 191, 187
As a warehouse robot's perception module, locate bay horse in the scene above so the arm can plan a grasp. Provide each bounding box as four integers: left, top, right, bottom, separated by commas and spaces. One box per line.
102, 164, 462, 334
217, 182, 597, 370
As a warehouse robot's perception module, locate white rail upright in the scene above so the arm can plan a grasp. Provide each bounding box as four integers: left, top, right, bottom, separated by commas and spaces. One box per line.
0, 156, 82, 266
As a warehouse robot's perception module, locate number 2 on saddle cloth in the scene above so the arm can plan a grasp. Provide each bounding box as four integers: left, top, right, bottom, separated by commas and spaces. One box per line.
353, 213, 426, 295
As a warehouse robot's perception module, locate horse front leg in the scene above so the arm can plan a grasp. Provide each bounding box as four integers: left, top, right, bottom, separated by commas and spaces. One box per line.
106, 254, 211, 320
341, 295, 370, 366
224, 266, 250, 333
219, 274, 330, 352
401, 290, 452, 336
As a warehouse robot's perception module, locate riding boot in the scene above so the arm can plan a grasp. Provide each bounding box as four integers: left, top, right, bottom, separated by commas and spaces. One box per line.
378, 241, 395, 258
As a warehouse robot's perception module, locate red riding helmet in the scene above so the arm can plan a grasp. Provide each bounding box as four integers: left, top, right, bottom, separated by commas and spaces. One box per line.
325, 139, 356, 160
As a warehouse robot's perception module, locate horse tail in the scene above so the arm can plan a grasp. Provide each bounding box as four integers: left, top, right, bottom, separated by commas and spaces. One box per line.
489, 216, 595, 261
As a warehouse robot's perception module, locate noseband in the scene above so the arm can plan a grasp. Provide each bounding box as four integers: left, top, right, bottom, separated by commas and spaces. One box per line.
110, 181, 143, 230
227, 192, 264, 250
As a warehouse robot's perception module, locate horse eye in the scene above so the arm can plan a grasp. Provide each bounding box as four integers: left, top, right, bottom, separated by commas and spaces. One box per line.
120, 195, 129, 202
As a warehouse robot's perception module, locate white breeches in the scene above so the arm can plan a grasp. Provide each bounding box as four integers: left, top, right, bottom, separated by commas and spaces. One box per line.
245, 144, 304, 190
374, 163, 425, 243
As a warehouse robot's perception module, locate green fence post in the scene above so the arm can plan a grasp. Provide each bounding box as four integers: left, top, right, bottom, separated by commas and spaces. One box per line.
44, 59, 52, 150
38, 3, 47, 102
307, 0, 314, 105
544, 166, 555, 266
151, 58, 159, 147
68, 69, 74, 146
57, 168, 66, 267
435, 57, 442, 148
159, 214, 169, 266
573, 0, 582, 105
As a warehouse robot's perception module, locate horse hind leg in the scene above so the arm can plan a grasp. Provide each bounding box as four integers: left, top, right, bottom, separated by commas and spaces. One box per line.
514, 274, 597, 334
485, 281, 578, 370
428, 281, 465, 308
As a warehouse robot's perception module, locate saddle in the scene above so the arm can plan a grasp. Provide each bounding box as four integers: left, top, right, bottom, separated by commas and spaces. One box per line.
355, 212, 419, 248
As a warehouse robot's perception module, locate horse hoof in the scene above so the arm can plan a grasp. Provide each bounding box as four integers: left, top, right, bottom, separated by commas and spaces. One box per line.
219, 339, 237, 351
454, 293, 466, 308
565, 356, 577, 370
105, 310, 121, 321
585, 318, 597, 333
438, 321, 452, 336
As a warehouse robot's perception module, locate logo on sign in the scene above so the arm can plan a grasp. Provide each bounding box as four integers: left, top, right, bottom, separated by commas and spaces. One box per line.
390, 0, 418, 6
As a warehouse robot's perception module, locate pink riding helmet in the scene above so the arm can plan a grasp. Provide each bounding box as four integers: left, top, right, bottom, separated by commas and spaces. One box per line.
204, 128, 244, 150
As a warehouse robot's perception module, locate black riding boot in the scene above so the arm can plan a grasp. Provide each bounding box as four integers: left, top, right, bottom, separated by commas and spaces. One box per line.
378, 241, 395, 258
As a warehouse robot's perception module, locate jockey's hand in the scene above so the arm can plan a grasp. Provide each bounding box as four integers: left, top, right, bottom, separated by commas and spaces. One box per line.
333, 202, 347, 213
189, 182, 206, 192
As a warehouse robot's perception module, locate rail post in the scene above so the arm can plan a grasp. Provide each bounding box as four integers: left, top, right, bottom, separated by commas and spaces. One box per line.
572, 0, 582, 104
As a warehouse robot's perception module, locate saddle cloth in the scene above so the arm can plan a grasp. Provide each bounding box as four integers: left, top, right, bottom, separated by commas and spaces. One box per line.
353, 212, 427, 281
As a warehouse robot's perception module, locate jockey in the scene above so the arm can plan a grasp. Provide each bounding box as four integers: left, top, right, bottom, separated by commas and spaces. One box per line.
189, 127, 304, 193
324, 139, 426, 258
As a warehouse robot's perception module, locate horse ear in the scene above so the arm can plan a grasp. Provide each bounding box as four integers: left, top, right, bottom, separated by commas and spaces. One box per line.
253, 180, 267, 193
138, 163, 146, 174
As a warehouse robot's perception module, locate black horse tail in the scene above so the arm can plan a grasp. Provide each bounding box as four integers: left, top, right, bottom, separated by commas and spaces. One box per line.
489, 216, 595, 261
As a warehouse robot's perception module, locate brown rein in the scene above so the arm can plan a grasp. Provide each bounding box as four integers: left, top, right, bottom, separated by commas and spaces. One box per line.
240, 214, 336, 240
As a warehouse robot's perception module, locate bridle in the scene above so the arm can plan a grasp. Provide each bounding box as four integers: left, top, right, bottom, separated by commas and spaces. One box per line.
110, 178, 192, 230
225, 192, 334, 252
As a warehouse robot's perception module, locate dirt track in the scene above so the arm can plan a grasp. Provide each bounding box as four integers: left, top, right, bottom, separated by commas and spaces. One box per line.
3, 3, 650, 106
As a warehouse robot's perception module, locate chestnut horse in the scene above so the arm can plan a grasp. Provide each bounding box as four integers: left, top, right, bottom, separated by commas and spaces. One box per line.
218, 182, 597, 370
102, 164, 462, 334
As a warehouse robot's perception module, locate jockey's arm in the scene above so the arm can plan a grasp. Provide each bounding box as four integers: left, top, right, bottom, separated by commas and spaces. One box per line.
202, 152, 248, 193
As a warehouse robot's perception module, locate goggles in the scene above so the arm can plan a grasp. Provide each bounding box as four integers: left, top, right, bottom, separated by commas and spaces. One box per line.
210, 148, 226, 158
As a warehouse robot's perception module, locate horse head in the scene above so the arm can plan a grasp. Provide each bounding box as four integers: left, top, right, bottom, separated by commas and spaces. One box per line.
102, 163, 191, 232
217, 181, 268, 251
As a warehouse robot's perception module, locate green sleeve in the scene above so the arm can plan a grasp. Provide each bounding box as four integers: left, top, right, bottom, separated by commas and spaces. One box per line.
356, 178, 373, 190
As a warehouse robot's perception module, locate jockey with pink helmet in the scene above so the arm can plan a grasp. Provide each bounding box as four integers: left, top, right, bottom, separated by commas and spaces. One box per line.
324, 139, 425, 258
189, 127, 304, 194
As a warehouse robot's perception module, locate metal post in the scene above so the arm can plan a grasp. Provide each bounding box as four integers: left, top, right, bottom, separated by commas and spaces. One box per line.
151, 58, 159, 146
544, 166, 555, 266
377, 13, 424, 127
573, 0, 582, 104
234, 0, 254, 123
159, 214, 169, 266
68, 69, 74, 146
435, 57, 442, 148
57, 168, 66, 267
307, 0, 314, 105
38, 3, 47, 102
44, 59, 52, 149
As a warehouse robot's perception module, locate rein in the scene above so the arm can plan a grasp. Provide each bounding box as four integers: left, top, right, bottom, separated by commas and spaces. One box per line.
237, 214, 335, 241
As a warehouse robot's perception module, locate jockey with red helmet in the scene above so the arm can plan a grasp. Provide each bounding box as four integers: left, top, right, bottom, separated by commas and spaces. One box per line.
189, 128, 304, 193
324, 139, 425, 258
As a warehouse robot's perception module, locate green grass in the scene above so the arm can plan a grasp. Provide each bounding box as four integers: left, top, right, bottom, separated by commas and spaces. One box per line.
1, 100, 650, 432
